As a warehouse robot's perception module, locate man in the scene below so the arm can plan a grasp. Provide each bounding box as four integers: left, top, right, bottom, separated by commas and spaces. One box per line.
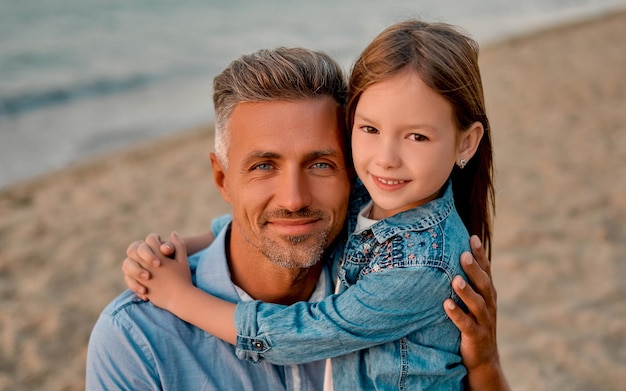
86, 47, 508, 390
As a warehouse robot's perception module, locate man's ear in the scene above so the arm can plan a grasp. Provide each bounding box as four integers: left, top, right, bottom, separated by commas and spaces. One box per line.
210, 152, 232, 203
458, 121, 484, 162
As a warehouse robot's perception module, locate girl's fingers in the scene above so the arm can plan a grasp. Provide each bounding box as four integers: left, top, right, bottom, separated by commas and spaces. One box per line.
124, 274, 148, 299
122, 257, 151, 281
170, 231, 188, 265
160, 241, 175, 257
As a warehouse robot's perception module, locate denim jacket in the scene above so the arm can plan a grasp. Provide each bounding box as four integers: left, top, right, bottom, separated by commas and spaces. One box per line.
235, 180, 468, 390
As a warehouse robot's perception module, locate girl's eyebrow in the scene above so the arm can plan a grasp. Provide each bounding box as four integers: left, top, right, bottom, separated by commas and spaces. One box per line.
353, 113, 374, 123
354, 113, 437, 132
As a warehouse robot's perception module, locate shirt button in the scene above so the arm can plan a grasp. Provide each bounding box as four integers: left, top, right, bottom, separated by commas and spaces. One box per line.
254, 341, 264, 350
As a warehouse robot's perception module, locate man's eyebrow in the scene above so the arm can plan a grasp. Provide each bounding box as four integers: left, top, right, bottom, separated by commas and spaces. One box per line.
305, 149, 342, 161
246, 149, 340, 160
241, 149, 342, 167
247, 151, 281, 159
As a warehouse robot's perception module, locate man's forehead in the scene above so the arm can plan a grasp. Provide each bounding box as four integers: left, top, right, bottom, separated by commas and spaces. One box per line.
229, 99, 342, 135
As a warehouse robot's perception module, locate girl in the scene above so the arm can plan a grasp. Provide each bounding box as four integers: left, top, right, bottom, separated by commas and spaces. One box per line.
127, 19, 494, 389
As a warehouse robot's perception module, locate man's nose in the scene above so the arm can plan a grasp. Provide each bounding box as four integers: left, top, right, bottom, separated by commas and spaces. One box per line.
276, 168, 312, 212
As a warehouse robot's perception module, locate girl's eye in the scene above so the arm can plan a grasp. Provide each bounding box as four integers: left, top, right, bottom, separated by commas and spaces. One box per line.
360, 125, 379, 134
408, 133, 428, 142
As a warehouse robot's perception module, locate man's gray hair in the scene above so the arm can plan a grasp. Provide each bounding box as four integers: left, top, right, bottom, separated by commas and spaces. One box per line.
212, 47, 348, 167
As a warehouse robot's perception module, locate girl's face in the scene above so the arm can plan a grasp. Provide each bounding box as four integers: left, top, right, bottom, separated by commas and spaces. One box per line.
351, 70, 462, 220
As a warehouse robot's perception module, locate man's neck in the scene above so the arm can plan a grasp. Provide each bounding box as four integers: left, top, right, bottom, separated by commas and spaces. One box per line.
226, 227, 325, 305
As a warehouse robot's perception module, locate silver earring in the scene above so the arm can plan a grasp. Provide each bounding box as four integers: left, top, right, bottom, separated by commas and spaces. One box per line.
459, 159, 467, 169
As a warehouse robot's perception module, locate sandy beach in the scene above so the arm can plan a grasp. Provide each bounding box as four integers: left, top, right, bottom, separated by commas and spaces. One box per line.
1, 9, 625, 390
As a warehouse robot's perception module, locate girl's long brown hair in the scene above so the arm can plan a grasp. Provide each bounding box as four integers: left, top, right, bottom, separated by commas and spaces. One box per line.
347, 20, 495, 258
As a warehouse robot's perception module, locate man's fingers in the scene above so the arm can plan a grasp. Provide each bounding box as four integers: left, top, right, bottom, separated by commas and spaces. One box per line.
460, 251, 496, 305
451, 275, 491, 327
469, 235, 491, 278
444, 297, 476, 335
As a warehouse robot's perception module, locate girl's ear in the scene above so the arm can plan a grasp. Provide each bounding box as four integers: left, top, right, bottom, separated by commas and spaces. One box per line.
457, 121, 484, 163
210, 153, 232, 204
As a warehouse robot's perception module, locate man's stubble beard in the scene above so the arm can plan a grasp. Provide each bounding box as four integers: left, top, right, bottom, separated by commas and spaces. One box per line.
235, 209, 332, 269
259, 230, 329, 269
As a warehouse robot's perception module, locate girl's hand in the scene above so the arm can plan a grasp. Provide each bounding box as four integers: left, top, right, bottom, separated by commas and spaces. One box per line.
123, 231, 215, 300
122, 233, 177, 300
136, 232, 192, 312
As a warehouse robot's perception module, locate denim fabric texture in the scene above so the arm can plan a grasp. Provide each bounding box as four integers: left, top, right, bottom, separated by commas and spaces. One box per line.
85, 223, 327, 391
235, 180, 468, 390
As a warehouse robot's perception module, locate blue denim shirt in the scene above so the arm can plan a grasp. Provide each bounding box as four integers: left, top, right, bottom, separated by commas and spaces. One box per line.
235, 180, 468, 390
85, 221, 329, 391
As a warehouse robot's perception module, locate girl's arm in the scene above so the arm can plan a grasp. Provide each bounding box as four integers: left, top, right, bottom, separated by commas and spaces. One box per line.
136, 232, 238, 345
130, 232, 451, 362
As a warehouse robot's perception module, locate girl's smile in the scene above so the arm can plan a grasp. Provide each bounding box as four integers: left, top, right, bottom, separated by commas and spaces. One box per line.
351, 69, 461, 220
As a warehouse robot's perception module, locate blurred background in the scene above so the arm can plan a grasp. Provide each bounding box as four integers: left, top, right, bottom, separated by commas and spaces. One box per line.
1, 0, 624, 189
1, 1, 626, 390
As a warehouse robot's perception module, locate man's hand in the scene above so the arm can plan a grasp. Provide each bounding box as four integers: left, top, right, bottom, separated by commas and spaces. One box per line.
444, 235, 510, 391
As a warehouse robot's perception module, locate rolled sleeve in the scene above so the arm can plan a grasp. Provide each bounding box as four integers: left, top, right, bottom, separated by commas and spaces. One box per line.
234, 300, 272, 363
233, 267, 452, 365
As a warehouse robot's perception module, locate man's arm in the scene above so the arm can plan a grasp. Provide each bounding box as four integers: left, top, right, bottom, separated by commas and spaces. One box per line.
444, 235, 510, 391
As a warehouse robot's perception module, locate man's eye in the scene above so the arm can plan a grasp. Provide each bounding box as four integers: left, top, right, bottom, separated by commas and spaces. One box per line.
252, 163, 273, 170
311, 162, 332, 169
408, 133, 428, 142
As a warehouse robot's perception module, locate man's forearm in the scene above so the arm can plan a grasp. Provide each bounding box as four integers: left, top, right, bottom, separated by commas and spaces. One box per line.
467, 361, 511, 391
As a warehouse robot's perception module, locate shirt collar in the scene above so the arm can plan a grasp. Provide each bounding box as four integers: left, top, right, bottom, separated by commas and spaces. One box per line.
194, 223, 332, 303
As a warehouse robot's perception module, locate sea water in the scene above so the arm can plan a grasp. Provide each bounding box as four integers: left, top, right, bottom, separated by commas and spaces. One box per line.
1, 0, 625, 189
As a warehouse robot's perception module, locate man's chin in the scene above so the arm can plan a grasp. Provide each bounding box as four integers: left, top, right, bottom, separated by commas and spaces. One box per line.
261, 238, 327, 269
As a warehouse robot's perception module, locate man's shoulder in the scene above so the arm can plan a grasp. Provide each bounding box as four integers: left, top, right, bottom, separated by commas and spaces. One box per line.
87, 291, 227, 389
96, 290, 190, 335
90, 289, 211, 358
100, 289, 150, 318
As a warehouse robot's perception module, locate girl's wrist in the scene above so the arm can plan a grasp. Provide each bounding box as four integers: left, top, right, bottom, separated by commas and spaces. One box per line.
165, 283, 197, 315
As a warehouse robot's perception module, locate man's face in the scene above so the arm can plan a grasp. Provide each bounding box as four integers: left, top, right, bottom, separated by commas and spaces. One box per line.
212, 97, 351, 269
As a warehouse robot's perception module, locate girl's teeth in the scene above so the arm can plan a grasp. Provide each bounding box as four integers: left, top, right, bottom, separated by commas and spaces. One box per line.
379, 178, 405, 185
